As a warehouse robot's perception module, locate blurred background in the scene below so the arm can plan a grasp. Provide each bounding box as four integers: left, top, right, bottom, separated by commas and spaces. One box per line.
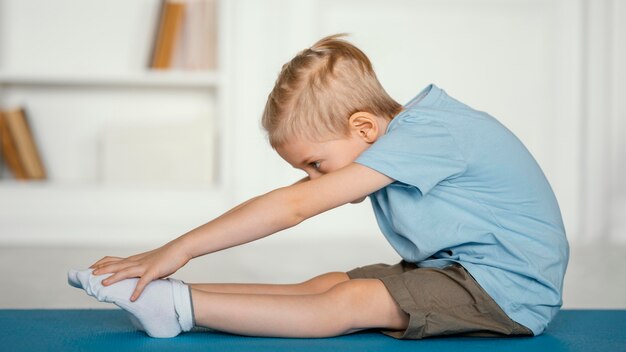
0, 0, 624, 309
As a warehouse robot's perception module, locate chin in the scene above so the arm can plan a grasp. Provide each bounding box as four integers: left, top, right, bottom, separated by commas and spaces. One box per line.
350, 196, 366, 204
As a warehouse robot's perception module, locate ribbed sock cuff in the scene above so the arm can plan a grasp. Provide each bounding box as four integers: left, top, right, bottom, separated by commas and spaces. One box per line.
170, 279, 194, 332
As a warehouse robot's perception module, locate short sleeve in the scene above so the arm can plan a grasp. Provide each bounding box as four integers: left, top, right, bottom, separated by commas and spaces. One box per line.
355, 115, 467, 195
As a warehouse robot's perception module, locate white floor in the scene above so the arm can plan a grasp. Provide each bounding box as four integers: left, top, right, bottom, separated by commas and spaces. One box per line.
1, 239, 624, 309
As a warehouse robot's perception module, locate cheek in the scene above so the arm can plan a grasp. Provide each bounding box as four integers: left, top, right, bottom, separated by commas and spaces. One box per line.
346, 146, 366, 166
325, 158, 352, 173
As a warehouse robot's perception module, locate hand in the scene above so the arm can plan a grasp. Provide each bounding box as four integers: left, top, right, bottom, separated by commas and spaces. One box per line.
89, 241, 191, 301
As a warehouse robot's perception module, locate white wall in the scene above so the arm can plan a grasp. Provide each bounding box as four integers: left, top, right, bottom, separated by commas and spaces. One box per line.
0, 0, 624, 246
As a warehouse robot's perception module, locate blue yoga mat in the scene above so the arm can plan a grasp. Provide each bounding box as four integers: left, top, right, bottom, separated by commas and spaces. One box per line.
0, 309, 624, 352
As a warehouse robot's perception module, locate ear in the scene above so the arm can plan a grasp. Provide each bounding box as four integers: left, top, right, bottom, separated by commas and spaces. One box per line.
348, 111, 383, 143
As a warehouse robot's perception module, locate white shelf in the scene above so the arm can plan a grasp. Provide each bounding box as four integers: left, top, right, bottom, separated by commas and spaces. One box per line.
0, 0, 235, 245
0, 181, 229, 238
0, 178, 219, 191
0, 71, 221, 88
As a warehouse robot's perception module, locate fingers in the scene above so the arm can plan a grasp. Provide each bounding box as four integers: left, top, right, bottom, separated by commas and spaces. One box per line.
99, 265, 156, 301
101, 265, 147, 288
84, 248, 165, 301
92, 260, 131, 275
97, 263, 143, 285
88, 262, 156, 301
90, 256, 123, 269
90, 249, 154, 269
130, 276, 153, 302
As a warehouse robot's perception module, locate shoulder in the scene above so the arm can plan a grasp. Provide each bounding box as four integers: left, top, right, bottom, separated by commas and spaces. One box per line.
381, 108, 460, 147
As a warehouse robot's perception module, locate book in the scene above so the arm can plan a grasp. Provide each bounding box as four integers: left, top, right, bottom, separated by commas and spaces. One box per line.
151, 0, 186, 69
2, 108, 46, 180
151, 0, 217, 70
177, 0, 217, 70
0, 110, 28, 180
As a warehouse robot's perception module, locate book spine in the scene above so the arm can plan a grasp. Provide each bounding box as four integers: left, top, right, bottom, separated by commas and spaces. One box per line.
186, 0, 217, 70
0, 110, 28, 180
151, 0, 186, 69
203, 0, 218, 70
3, 108, 46, 180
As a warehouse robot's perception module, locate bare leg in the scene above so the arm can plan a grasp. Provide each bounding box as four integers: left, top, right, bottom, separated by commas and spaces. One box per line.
191, 278, 409, 338
189, 271, 350, 295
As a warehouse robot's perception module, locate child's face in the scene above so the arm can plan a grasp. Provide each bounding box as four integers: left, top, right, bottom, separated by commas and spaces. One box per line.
276, 132, 370, 181
275, 112, 389, 203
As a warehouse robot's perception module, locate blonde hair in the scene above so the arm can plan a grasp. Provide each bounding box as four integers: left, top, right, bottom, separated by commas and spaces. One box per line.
261, 33, 402, 148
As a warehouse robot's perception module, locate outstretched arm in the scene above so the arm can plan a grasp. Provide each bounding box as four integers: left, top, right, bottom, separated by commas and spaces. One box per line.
90, 163, 392, 300
183, 162, 390, 258
217, 176, 309, 217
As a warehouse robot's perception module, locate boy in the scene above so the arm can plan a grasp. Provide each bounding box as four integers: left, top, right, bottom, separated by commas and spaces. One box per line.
69, 34, 569, 339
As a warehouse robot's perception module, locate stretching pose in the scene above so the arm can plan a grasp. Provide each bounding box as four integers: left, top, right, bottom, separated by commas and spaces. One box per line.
69, 34, 568, 339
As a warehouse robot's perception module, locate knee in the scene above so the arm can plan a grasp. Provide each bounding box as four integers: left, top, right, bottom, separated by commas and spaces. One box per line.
322, 279, 409, 333
300, 272, 350, 294
299, 281, 355, 335
324, 279, 371, 305
320, 280, 373, 329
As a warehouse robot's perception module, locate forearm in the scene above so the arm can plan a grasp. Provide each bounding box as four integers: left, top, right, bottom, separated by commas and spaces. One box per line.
220, 177, 306, 218
220, 195, 261, 218
172, 163, 391, 260
174, 187, 302, 259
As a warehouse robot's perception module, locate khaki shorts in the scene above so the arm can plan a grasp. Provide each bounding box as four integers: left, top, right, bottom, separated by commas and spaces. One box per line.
346, 261, 533, 339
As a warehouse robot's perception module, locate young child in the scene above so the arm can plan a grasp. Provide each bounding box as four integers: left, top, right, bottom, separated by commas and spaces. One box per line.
69, 33, 569, 339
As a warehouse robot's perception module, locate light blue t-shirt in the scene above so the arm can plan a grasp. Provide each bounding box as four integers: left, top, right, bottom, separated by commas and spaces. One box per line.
355, 84, 569, 335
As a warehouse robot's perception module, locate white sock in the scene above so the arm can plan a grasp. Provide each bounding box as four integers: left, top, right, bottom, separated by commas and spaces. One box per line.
68, 269, 194, 338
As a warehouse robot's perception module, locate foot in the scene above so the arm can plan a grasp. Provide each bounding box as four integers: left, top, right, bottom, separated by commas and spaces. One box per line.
68, 269, 193, 338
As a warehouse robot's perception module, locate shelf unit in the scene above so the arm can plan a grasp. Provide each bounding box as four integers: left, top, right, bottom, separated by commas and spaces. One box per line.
0, 0, 235, 244
0, 71, 222, 89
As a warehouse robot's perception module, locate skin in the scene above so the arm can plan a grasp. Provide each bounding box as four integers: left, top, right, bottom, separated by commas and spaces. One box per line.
89, 111, 410, 337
